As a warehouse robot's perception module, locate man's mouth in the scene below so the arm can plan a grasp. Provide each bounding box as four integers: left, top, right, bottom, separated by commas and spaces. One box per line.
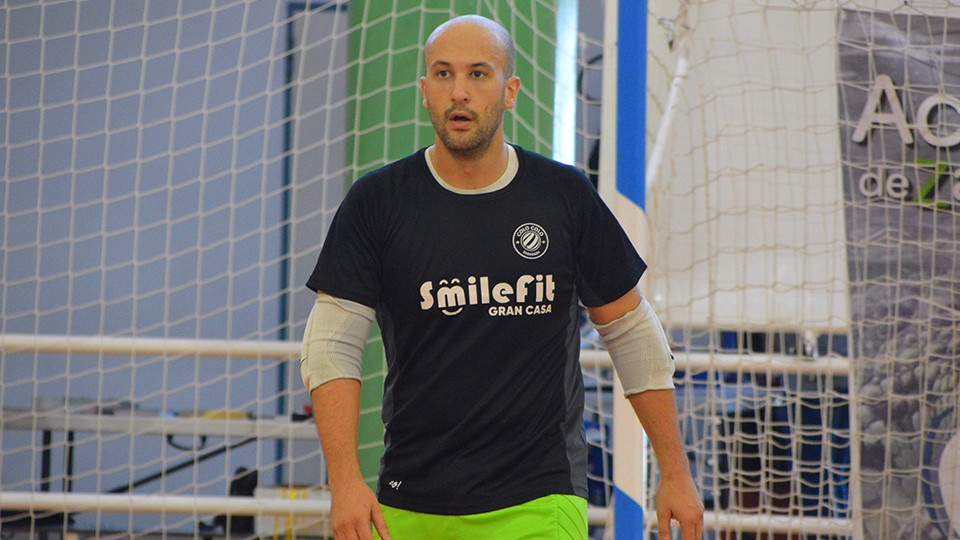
447, 110, 474, 128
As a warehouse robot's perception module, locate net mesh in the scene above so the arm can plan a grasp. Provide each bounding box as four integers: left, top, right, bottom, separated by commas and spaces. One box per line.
645, 1, 960, 538
1, 0, 605, 537
3, 1, 342, 536
5, 1, 960, 538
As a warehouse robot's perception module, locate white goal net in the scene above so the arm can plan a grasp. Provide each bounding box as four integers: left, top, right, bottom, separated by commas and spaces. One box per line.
3, 1, 959, 539
0, 1, 608, 538
644, 1, 960, 539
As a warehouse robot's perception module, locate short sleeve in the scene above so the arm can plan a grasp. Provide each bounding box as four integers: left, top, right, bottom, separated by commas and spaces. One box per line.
575, 180, 647, 307
306, 179, 383, 308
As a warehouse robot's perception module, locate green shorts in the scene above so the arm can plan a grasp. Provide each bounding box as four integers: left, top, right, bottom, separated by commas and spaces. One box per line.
373, 494, 588, 540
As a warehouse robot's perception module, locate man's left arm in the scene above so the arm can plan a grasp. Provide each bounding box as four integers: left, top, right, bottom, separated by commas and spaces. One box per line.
588, 288, 704, 540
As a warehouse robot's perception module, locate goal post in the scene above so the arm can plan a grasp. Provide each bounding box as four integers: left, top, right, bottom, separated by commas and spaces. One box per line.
598, 0, 652, 537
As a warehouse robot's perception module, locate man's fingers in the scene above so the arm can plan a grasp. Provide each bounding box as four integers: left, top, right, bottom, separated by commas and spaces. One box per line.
334, 522, 366, 540
333, 525, 362, 540
679, 510, 704, 540
657, 510, 672, 540
371, 505, 392, 540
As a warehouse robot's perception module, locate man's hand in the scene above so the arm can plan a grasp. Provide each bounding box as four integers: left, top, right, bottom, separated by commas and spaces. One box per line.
309, 378, 391, 539
655, 472, 704, 540
330, 478, 391, 540
626, 388, 704, 539
591, 289, 704, 538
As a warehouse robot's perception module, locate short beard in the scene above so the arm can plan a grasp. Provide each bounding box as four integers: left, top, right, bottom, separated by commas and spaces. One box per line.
430, 104, 504, 158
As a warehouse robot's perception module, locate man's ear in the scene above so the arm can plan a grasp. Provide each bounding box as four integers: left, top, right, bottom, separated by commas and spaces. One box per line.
504, 76, 521, 109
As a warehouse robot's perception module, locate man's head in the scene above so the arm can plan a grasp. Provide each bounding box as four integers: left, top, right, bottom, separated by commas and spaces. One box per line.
425, 15, 516, 78
420, 15, 521, 158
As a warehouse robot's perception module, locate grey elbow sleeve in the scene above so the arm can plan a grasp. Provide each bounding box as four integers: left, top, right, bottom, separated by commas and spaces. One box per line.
300, 292, 376, 393
594, 295, 675, 396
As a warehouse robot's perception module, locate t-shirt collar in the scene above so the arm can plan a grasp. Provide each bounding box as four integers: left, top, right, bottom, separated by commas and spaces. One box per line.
424, 145, 519, 195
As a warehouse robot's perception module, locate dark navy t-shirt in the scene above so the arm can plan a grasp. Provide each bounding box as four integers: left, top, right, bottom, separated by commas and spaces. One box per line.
307, 145, 645, 515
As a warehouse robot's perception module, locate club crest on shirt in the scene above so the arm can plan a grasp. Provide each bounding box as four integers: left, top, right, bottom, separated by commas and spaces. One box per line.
513, 223, 549, 259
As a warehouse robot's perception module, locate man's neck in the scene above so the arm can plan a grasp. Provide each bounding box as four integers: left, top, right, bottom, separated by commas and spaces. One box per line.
429, 140, 510, 190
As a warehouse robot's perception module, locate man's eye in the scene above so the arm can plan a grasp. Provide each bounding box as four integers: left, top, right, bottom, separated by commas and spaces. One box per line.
471, 71, 485, 78
437, 70, 450, 78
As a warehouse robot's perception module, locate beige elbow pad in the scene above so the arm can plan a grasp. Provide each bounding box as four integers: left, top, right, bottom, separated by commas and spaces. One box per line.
594, 296, 675, 396
300, 292, 375, 393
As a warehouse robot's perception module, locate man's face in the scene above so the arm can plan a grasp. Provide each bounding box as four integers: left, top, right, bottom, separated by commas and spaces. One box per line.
420, 23, 520, 157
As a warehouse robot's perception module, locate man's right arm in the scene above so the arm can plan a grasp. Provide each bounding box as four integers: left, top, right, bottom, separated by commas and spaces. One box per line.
310, 379, 389, 540
301, 291, 389, 540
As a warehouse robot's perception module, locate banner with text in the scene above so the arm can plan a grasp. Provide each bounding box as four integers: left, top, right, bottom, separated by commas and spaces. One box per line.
837, 9, 960, 540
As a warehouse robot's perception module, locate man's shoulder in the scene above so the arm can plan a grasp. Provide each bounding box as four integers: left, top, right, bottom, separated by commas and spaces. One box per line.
348, 149, 428, 196
513, 145, 593, 191
514, 145, 569, 170
358, 149, 426, 182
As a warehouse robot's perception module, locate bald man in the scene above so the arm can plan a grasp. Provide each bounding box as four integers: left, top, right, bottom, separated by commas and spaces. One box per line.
301, 15, 703, 540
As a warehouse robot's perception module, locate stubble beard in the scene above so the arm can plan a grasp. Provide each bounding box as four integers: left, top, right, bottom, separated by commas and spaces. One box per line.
430, 103, 504, 159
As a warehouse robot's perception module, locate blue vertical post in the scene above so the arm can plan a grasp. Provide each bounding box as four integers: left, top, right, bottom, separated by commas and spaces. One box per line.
613, 1, 648, 539
616, 0, 647, 211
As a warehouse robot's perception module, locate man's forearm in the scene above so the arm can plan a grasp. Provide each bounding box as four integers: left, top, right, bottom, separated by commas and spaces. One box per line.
311, 378, 365, 487
630, 388, 704, 539
627, 388, 691, 479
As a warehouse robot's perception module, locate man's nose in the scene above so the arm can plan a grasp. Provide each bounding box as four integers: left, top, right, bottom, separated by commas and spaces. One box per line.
451, 75, 470, 103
